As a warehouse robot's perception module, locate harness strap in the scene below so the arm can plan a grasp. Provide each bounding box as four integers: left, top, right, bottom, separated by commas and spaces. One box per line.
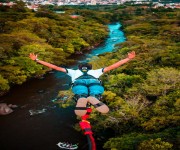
72, 82, 101, 87
75, 107, 87, 110
88, 83, 102, 87
76, 74, 97, 80
84, 128, 92, 132
86, 112, 91, 115
72, 83, 87, 87
93, 102, 105, 108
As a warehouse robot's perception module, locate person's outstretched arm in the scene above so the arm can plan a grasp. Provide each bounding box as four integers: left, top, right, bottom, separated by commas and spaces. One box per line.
29, 53, 67, 73
103, 51, 135, 73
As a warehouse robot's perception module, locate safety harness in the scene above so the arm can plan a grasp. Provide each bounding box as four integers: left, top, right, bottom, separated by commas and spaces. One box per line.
72, 68, 103, 101
78, 66, 101, 81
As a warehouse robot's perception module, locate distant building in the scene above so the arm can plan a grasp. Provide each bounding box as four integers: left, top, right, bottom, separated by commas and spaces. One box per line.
91, 0, 97, 5
1, 0, 180, 8
70, 15, 80, 18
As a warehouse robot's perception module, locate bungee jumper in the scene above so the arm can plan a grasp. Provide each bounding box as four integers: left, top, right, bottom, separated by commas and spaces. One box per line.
29, 51, 135, 117
29, 51, 135, 149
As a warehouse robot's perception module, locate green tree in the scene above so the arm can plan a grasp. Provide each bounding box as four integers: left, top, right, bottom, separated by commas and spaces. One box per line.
138, 138, 173, 150
142, 67, 180, 96
0, 74, 10, 92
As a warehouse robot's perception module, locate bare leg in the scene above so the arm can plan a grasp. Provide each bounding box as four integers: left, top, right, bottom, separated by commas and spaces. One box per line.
74, 98, 88, 117
87, 96, 109, 114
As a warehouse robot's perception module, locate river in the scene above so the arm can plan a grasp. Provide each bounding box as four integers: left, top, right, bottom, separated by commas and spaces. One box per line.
0, 23, 125, 150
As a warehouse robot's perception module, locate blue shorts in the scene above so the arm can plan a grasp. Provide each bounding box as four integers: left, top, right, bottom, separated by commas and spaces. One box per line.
72, 79, 104, 96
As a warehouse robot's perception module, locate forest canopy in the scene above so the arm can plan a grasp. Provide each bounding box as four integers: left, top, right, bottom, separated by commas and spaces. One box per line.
88, 5, 180, 150
0, 3, 110, 95
0, 2, 179, 150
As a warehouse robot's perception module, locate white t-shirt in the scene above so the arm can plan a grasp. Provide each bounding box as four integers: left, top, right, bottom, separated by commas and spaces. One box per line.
66, 68, 104, 83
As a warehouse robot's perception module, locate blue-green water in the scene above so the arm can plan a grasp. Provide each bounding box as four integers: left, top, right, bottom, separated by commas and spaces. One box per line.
87, 23, 125, 56
76, 23, 125, 64
0, 23, 125, 150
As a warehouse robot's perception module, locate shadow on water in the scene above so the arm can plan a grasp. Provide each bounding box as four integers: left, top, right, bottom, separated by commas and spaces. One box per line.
0, 23, 125, 150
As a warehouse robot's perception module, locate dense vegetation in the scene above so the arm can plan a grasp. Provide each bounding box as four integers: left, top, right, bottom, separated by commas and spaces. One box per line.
88, 6, 180, 150
0, 2, 179, 150
0, 2, 110, 95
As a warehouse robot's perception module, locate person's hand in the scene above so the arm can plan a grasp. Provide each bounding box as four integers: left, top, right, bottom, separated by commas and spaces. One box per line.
127, 51, 135, 59
29, 53, 38, 61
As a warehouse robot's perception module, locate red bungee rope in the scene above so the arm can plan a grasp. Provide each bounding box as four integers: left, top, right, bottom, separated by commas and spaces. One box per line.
79, 107, 96, 150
